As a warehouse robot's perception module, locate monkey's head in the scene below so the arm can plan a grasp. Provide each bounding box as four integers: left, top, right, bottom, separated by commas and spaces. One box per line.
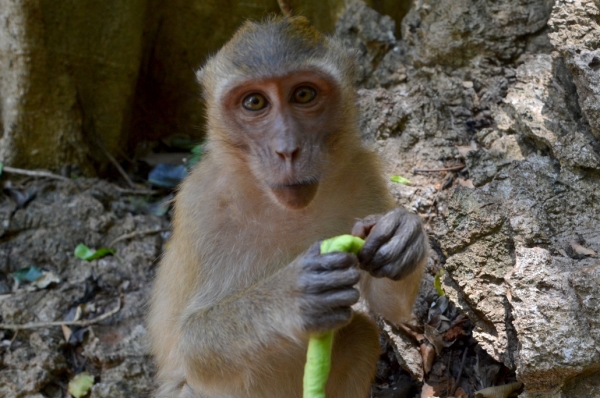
198, 16, 359, 210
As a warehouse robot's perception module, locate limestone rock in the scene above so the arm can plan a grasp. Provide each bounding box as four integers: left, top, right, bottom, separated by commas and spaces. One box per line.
548, 0, 600, 141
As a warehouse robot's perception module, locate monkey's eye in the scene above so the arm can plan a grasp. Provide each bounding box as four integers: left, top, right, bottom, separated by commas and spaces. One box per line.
293, 87, 316, 104
242, 94, 267, 111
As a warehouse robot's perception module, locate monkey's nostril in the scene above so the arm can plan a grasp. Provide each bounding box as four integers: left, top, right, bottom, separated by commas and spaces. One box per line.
276, 147, 300, 162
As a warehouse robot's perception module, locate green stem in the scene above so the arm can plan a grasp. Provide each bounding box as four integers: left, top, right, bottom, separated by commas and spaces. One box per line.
302, 234, 365, 398
303, 331, 334, 398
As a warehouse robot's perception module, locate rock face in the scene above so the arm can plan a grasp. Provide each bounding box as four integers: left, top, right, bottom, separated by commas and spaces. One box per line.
548, 0, 600, 142
401, 0, 555, 66
428, 3, 600, 397
339, 0, 600, 396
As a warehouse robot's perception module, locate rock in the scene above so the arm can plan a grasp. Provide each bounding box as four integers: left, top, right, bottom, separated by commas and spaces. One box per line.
506, 247, 600, 391
0, 330, 66, 398
401, 0, 554, 66
357, 88, 409, 142
503, 53, 600, 170
335, 1, 398, 87
436, 152, 600, 394
548, 0, 600, 142
381, 322, 424, 381
84, 325, 154, 398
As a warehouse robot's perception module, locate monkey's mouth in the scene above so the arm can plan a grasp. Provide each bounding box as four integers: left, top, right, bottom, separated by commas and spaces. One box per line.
269, 180, 319, 210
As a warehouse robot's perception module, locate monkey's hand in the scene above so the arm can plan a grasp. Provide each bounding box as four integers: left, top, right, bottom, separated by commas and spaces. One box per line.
294, 242, 360, 333
352, 208, 428, 281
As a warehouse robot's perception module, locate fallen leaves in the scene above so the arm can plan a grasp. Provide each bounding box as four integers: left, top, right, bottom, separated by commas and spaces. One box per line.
569, 241, 596, 257
11, 266, 60, 291
475, 381, 523, 398
74, 244, 115, 261
456, 178, 475, 189
390, 175, 412, 185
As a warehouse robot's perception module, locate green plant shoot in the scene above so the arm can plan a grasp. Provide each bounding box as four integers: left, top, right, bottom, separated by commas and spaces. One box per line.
303, 234, 365, 398
434, 269, 445, 296
390, 175, 412, 185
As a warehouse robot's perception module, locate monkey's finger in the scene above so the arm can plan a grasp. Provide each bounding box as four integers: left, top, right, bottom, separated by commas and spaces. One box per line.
305, 307, 353, 332
351, 214, 382, 238
306, 241, 323, 256
389, 242, 428, 280
318, 288, 360, 308
363, 224, 421, 272
358, 209, 404, 265
300, 268, 360, 293
369, 241, 426, 280
304, 251, 357, 271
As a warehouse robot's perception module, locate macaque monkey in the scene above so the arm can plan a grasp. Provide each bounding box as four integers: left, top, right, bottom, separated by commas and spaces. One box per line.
149, 16, 428, 398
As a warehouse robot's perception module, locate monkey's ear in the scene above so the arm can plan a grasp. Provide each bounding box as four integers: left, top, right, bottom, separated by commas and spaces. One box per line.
195, 67, 206, 84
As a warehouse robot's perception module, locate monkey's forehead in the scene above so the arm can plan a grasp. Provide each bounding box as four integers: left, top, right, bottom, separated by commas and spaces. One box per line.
198, 17, 357, 97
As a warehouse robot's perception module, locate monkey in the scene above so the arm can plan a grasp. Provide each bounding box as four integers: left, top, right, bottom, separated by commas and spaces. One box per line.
148, 16, 428, 398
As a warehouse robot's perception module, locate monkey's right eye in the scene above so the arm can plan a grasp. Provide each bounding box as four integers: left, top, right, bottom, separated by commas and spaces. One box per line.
242, 94, 267, 111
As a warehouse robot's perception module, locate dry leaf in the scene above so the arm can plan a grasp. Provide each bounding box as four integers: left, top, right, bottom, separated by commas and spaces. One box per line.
69, 305, 82, 322
420, 342, 436, 374
570, 241, 596, 256
30, 271, 61, 290
457, 178, 475, 188
61, 325, 72, 342
454, 386, 468, 398
443, 314, 469, 341
475, 381, 523, 398
424, 324, 445, 354
456, 146, 477, 159
420, 382, 438, 398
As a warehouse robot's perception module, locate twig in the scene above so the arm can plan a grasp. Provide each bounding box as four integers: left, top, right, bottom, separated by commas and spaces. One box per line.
8, 329, 19, 351
109, 228, 170, 247
413, 164, 466, 173
0, 296, 122, 330
94, 137, 136, 189
112, 185, 162, 196
2, 166, 71, 181
277, 0, 293, 17
451, 346, 469, 396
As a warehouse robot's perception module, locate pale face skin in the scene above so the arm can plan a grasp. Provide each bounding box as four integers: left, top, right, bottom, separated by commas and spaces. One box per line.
219, 70, 343, 209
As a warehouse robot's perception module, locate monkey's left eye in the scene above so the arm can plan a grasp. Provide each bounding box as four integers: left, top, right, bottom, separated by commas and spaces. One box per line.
293, 87, 316, 104
243, 94, 267, 111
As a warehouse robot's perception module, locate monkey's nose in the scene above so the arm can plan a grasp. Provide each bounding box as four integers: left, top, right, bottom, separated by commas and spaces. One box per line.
275, 147, 300, 163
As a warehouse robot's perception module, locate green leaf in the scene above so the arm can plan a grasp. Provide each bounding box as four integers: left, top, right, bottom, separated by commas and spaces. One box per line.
0, 162, 3, 177
68, 371, 94, 398
11, 266, 43, 283
74, 244, 115, 261
390, 175, 412, 185
434, 269, 445, 296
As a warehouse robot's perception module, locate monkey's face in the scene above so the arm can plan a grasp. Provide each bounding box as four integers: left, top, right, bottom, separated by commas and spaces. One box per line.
218, 70, 345, 210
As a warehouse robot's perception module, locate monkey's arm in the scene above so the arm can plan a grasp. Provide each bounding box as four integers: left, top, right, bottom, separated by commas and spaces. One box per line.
352, 208, 429, 323
178, 243, 360, 391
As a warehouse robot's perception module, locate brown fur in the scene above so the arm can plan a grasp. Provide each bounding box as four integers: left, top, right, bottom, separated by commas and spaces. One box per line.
149, 16, 426, 398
